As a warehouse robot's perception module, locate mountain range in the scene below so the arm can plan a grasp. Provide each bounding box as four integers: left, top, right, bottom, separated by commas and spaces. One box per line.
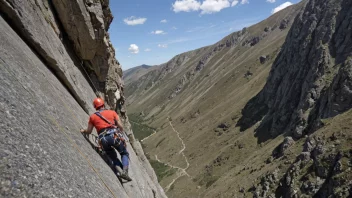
125, 0, 352, 197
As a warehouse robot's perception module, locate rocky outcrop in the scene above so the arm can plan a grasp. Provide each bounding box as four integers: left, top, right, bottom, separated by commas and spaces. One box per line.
275, 135, 350, 198
259, 55, 267, 64
242, 36, 261, 47
0, 0, 96, 113
52, 0, 123, 108
0, 1, 166, 197
237, 0, 352, 141
0, 0, 123, 111
251, 169, 279, 198
279, 19, 290, 30
249, 132, 351, 198
273, 137, 295, 158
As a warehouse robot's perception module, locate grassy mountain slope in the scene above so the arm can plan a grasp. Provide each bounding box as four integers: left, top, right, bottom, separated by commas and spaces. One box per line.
125, 1, 351, 197
125, 2, 303, 196
124, 64, 156, 85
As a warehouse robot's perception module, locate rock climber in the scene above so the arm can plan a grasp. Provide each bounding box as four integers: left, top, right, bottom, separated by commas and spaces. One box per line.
80, 98, 132, 181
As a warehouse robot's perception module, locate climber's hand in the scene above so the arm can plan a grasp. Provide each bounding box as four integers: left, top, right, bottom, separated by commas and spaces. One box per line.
81, 124, 93, 134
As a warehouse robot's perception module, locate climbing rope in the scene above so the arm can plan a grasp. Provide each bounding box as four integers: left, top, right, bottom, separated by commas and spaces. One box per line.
48, 115, 118, 198
2, 64, 119, 198
43, 75, 123, 198
77, 61, 99, 96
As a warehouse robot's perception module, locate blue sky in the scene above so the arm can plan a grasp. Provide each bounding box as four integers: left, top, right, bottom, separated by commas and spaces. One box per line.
109, 0, 301, 70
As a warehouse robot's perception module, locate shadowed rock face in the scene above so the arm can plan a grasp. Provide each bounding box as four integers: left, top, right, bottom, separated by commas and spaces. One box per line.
52, 0, 122, 95
0, 0, 122, 110
0, 16, 127, 197
237, 0, 352, 142
0, 0, 97, 113
0, 0, 166, 197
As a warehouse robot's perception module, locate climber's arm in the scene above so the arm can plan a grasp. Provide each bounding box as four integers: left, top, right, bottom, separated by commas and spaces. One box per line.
116, 118, 124, 132
114, 113, 124, 132
80, 123, 94, 134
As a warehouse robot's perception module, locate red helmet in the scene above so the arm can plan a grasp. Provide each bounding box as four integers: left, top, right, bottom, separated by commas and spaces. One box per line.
93, 98, 104, 110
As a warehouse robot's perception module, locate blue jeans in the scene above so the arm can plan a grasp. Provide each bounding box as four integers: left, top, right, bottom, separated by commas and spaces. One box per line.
100, 133, 129, 171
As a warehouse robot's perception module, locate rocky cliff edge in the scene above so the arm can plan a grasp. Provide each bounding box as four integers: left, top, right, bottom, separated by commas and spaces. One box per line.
0, 0, 166, 197
238, 0, 352, 142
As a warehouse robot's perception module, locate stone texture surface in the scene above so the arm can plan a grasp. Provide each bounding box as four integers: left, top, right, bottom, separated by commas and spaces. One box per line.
237, 0, 352, 141
0, 0, 96, 113
0, 16, 127, 197
0, 1, 166, 197
52, 0, 123, 107
0, 0, 123, 111
275, 137, 347, 198
52, 0, 100, 60
259, 55, 267, 64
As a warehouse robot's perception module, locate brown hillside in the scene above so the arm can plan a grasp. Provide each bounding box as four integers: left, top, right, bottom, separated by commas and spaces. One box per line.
126, 2, 309, 197
127, 0, 352, 197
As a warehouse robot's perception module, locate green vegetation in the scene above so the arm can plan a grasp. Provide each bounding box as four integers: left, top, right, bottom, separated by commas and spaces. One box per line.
198, 174, 220, 188
149, 159, 177, 182
169, 183, 175, 191
129, 113, 156, 140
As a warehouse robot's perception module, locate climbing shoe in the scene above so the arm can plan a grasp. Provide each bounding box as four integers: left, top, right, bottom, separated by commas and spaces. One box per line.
120, 170, 132, 181
115, 166, 123, 175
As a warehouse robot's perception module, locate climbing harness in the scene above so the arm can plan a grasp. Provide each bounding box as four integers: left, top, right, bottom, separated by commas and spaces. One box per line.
98, 128, 127, 148
94, 110, 127, 148
94, 110, 133, 182
94, 109, 130, 143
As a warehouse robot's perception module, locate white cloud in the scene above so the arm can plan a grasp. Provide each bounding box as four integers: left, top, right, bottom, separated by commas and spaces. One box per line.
266, 0, 275, 3
151, 30, 166, 35
158, 44, 168, 48
144, 48, 152, 52
128, 44, 139, 54
271, 2, 293, 14
200, 0, 231, 14
172, 0, 201, 12
173, 0, 242, 14
231, 0, 239, 6
172, 26, 178, 30
160, 19, 168, 23
123, 16, 147, 25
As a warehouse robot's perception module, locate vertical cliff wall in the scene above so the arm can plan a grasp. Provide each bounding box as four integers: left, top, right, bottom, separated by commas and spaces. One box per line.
0, 0, 166, 197
238, 0, 352, 141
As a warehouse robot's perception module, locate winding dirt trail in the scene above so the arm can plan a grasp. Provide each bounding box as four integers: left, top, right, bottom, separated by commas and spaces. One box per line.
168, 120, 190, 169
130, 120, 157, 142
141, 130, 156, 142
154, 119, 191, 191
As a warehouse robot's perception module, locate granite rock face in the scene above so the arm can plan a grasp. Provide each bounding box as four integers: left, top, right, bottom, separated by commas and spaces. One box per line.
238, 0, 352, 141
0, 0, 123, 110
52, 0, 123, 107
0, 0, 96, 113
0, 16, 126, 197
0, 1, 166, 197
